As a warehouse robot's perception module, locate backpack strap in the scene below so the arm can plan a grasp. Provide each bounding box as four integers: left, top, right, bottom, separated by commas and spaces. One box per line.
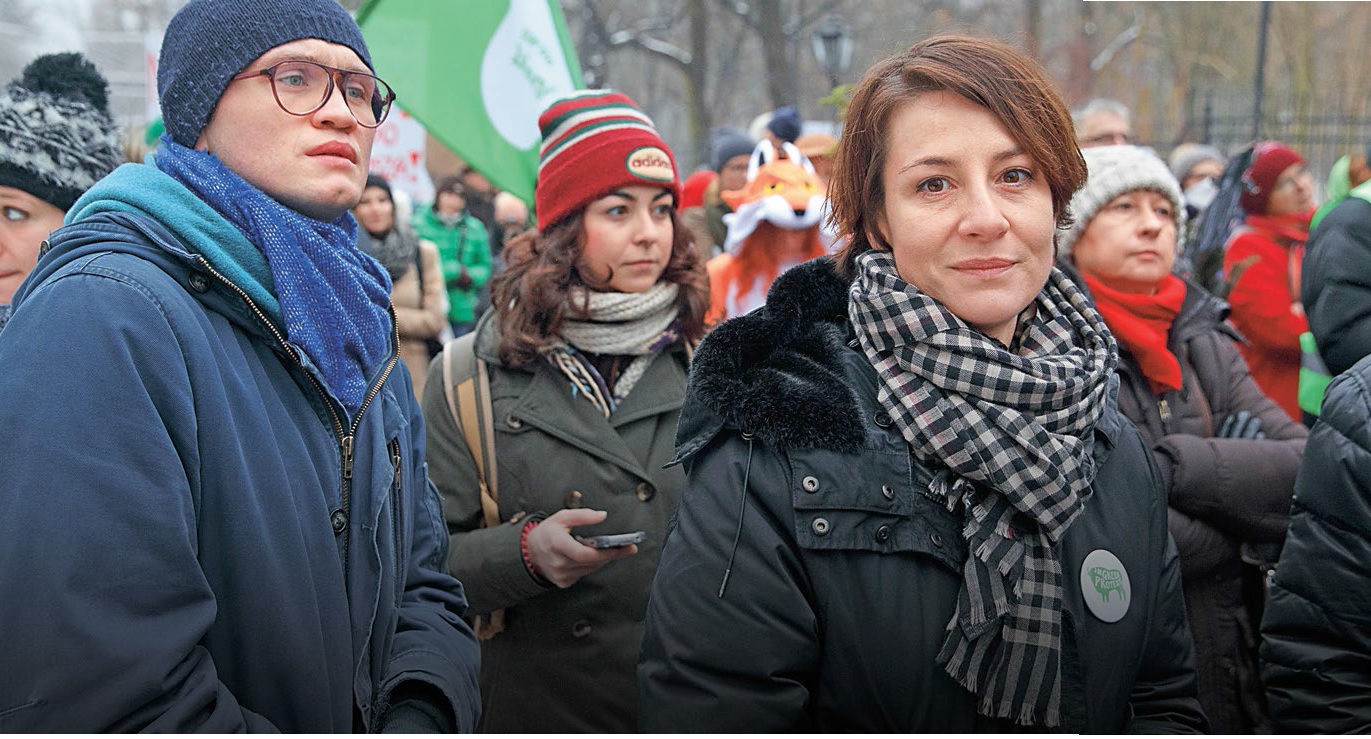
441, 332, 499, 527
440, 330, 506, 639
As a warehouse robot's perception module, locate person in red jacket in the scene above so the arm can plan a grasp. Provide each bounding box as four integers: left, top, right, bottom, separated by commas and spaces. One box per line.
1223, 141, 1317, 422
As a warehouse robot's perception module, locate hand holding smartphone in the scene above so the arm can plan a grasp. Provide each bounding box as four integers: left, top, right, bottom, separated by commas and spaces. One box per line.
575, 531, 646, 549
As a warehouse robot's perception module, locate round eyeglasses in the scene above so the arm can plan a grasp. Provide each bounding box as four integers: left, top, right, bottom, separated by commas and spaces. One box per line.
231, 60, 396, 128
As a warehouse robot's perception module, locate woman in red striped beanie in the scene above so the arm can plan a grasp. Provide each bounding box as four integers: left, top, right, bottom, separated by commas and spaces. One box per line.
420, 89, 707, 732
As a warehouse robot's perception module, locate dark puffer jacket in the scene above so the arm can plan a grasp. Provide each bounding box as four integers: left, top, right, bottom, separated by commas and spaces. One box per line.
1303, 195, 1371, 377
1104, 278, 1305, 733
1260, 353, 1371, 732
637, 258, 1207, 733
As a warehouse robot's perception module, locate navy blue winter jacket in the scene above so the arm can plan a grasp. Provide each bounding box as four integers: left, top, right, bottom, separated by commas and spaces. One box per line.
0, 208, 480, 731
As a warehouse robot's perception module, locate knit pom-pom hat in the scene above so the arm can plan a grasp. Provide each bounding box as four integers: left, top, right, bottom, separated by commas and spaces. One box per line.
0, 52, 122, 211
1239, 141, 1304, 215
535, 89, 680, 231
1057, 145, 1184, 260
158, 0, 373, 148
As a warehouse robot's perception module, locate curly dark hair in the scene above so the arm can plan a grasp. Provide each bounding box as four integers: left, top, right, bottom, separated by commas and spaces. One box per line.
490, 207, 708, 368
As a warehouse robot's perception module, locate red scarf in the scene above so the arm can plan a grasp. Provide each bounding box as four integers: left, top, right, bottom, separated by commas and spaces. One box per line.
1084, 273, 1187, 394
1244, 209, 1314, 301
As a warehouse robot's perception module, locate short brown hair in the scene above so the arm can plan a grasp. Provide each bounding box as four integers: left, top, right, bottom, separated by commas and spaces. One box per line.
830, 35, 1086, 278
491, 208, 708, 368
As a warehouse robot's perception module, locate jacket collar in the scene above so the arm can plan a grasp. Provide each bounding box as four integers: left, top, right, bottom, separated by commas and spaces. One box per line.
476, 311, 689, 479
675, 257, 867, 462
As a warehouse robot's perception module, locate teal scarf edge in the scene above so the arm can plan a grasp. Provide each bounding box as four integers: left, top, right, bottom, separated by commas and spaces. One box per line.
67, 160, 281, 319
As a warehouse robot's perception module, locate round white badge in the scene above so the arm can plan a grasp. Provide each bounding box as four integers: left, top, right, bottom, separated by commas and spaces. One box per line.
1079, 549, 1131, 623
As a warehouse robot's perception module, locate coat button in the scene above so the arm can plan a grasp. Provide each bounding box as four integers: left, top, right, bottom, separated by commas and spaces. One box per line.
802, 476, 820, 493
571, 620, 592, 638
563, 490, 583, 509
811, 517, 830, 535
506, 415, 523, 429
881, 484, 895, 500
635, 482, 656, 502
874, 412, 892, 428
875, 525, 891, 543
929, 532, 944, 548
330, 509, 348, 534
188, 272, 209, 292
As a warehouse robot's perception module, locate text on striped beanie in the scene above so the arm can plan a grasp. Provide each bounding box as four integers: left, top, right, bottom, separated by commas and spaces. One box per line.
535, 89, 681, 231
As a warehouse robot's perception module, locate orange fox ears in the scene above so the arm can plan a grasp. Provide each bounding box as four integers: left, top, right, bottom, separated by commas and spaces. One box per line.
721, 141, 822, 211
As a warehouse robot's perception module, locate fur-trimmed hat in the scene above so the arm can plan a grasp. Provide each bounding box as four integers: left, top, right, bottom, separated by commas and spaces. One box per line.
1239, 141, 1304, 215
158, 0, 373, 148
0, 53, 121, 212
1057, 145, 1184, 260
535, 89, 680, 231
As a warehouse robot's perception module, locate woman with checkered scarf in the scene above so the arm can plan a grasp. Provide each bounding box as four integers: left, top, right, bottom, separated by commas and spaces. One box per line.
638, 36, 1207, 733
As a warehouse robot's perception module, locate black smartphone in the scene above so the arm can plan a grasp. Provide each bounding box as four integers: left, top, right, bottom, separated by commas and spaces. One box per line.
575, 531, 646, 549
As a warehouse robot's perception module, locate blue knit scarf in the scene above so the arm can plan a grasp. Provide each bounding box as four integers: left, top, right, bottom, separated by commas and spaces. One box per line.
155, 140, 392, 417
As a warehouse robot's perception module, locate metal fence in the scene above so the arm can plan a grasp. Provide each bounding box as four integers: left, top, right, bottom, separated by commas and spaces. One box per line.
1150, 89, 1371, 187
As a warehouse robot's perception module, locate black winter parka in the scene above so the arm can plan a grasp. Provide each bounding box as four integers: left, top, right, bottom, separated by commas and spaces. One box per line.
638, 258, 1207, 733
1261, 351, 1371, 732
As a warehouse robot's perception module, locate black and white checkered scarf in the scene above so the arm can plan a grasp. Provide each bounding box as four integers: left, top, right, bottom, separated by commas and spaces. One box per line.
849, 250, 1117, 728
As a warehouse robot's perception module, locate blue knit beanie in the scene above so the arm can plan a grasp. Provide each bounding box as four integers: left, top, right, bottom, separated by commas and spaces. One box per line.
158, 0, 373, 148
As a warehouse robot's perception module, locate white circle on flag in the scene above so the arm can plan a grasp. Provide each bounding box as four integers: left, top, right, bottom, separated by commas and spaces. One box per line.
1079, 549, 1131, 623
481, 0, 577, 150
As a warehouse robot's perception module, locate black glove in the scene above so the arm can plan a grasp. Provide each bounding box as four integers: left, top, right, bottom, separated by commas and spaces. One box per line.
1216, 410, 1266, 440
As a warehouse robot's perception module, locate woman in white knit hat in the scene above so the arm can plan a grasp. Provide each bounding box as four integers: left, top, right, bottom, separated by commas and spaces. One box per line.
1057, 144, 1307, 734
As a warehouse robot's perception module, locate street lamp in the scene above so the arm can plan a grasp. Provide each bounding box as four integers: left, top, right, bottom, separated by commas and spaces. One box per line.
810, 13, 853, 91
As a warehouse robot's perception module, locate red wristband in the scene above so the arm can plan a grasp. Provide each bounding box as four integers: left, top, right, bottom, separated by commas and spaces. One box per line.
520, 518, 553, 587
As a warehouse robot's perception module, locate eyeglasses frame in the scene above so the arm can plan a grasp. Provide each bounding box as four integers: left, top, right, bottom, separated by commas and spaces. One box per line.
230, 59, 396, 128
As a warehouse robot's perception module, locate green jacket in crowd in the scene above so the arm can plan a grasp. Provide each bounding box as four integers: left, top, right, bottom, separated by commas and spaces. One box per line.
413, 207, 491, 324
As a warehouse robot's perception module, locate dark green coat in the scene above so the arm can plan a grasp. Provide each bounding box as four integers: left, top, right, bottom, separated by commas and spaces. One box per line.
421, 312, 689, 732
638, 258, 1207, 733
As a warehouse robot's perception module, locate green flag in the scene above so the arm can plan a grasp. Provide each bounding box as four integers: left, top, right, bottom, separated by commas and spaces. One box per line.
357, 0, 583, 205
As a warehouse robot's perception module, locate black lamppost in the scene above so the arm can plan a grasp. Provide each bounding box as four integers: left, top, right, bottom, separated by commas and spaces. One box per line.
810, 13, 853, 93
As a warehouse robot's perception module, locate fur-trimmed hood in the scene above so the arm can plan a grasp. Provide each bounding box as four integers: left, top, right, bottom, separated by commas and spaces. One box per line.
674, 256, 868, 462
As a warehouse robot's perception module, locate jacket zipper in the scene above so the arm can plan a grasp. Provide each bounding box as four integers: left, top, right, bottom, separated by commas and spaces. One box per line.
196, 257, 401, 579
389, 438, 404, 602
1157, 397, 1172, 434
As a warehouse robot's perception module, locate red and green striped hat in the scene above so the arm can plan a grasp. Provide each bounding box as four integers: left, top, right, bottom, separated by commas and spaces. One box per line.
535, 89, 680, 231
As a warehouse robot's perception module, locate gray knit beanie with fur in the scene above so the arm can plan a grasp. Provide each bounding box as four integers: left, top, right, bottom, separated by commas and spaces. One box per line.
1058, 144, 1184, 260
0, 53, 122, 212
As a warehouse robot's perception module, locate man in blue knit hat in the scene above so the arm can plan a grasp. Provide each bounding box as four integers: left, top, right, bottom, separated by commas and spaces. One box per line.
0, 0, 480, 731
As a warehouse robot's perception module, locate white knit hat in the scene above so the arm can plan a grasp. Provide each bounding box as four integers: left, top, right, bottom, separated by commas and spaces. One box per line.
1057, 145, 1184, 260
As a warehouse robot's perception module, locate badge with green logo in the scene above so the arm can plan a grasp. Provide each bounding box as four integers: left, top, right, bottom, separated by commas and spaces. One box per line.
1080, 549, 1131, 623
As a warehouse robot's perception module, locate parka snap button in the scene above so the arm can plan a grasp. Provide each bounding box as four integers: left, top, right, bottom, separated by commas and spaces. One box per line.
506, 415, 523, 429
330, 509, 348, 534
875, 525, 891, 543
874, 412, 892, 428
929, 532, 944, 548
188, 273, 209, 292
564, 490, 583, 509
571, 620, 592, 638
811, 517, 830, 535
635, 482, 656, 502
881, 484, 895, 500
802, 476, 819, 493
